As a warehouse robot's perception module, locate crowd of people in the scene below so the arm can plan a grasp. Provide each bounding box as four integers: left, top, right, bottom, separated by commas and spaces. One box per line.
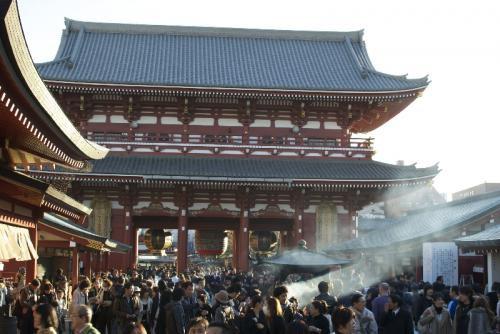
1, 266, 500, 334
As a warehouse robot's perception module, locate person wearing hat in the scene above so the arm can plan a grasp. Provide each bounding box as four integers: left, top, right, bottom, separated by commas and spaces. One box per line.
213, 290, 235, 325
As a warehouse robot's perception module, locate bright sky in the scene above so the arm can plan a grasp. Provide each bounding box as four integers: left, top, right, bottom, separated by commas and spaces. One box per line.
18, 0, 500, 196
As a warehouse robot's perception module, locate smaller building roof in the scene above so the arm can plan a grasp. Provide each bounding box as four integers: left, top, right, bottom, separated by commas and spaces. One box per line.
357, 217, 399, 232
41, 213, 131, 253
0, 0, 108, 168
455, 224, 500, 249
0, 167, 90, 220
328, 191, 500, 253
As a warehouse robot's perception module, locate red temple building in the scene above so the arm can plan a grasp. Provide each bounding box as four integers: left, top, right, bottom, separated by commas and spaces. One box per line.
0, 0, 128, 284
27, 19, 439, 272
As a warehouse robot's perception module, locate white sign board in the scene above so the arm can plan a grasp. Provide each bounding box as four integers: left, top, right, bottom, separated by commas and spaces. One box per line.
423, 242, 458, 286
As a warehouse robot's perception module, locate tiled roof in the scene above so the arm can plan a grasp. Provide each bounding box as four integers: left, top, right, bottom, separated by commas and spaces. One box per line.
41, 213, 131, 253
0, 3, 108, 166
357, 217, 399, 232
74, 155, 439, 182
455, 224, 500, 247
36, 19, 428, 92
328, 191, 500, 252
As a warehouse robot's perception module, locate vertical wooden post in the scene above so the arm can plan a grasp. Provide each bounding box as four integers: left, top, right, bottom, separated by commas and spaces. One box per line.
280, 230, 288, 252
232, 230, 239, 269
131, 227, 138, 268
237, 210, 249, 271
71, 247, 79, 287
123, 205, 132, 269
177, 211, 188, 273
84, 251, 91, 278
26, 225, 38, 281
175, 186, 190, 274
292, 190, 305, 246
104, 252, 109, 272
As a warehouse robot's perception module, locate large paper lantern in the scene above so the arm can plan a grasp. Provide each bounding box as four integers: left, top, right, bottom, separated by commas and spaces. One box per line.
195, 231, 228, 256
144, 229, 173, 251
250, 231, 278, 255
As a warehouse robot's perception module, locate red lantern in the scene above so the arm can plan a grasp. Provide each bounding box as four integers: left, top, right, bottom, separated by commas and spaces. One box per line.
250, 231, 278, 255
144, 229, 173, 251
195, 231, 228, 256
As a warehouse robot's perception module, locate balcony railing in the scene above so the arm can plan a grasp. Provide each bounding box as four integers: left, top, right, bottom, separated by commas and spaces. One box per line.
87, 132, 373, 157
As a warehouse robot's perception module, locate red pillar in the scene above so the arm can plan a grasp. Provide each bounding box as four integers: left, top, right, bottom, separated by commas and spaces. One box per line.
96, 253, 101, 273
71, 247, 79, 287
292, 190, 305, 246
131, 227, 138, 268
83, 251, 91, 278
232, 230, 239, 269
293, 213, 303, 246
280, 231, 288, 252
177, 209, 188, 273
26, 225, 38, 281
104, 252, 109, 272
237, 211, 249, 271
123, 207, 132, 269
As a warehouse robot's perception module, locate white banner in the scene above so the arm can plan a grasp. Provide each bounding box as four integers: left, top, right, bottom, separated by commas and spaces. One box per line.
423, 242, 458, 286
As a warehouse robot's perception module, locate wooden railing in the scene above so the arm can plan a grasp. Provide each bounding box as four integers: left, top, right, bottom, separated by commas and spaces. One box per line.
86, 132, 373, 157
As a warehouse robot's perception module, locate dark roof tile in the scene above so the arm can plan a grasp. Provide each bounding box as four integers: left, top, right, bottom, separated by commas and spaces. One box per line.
328, 191, 500, 252
78, 155, 438, 182
36, 20, 428, 92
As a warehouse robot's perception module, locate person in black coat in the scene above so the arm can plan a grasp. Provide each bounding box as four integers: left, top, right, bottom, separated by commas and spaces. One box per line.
380, 294, 414, 334
307, 301, 330, 334
242, 295, 266, 334
265, 297, 286, 334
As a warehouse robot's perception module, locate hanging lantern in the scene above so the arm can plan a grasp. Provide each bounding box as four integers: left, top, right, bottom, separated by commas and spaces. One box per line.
250, 231, 278, 255
144, 229, 173, 251
195, 231, 228, 256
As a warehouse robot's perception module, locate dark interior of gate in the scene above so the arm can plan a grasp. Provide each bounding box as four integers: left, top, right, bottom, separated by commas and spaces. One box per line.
133, 214, 293, 267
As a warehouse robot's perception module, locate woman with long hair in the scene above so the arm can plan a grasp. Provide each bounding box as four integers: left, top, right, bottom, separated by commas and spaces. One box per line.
264, 296, 286, 334
33, 303, 58, 334
307, 301, 330, 334
468, 295, 495, 334
332, 307, 355, 334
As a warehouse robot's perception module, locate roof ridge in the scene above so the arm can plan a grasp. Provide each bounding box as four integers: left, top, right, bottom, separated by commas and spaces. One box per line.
63, 18, 364, 42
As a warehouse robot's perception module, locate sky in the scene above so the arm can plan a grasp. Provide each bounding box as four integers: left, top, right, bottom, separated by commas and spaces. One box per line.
17, 0, 500, 196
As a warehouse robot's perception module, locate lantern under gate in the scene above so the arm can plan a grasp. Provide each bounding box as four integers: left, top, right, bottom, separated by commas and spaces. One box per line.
195, 231, 228, 256
250, 231, 278, 256
144, 229, 173, 251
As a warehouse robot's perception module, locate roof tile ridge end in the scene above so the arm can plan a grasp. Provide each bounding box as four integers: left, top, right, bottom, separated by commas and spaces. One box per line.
365, 68, 430, 84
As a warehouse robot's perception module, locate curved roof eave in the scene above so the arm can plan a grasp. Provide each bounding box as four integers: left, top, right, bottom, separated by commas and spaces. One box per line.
41, 79, 429, 97
2, 1, 108, 162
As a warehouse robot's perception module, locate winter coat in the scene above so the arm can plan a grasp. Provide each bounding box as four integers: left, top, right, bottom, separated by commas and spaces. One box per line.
113, 295, 140, 330
165, 301, 185, 334
266, 315, 286, 334
351, 307, 378, 334
214, 303, 235, 324
380, 308, 414, 334
453, 302, 472, 334
418, 305, 452, 334
309, 314, 330, 334
468, 307, 493, 334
